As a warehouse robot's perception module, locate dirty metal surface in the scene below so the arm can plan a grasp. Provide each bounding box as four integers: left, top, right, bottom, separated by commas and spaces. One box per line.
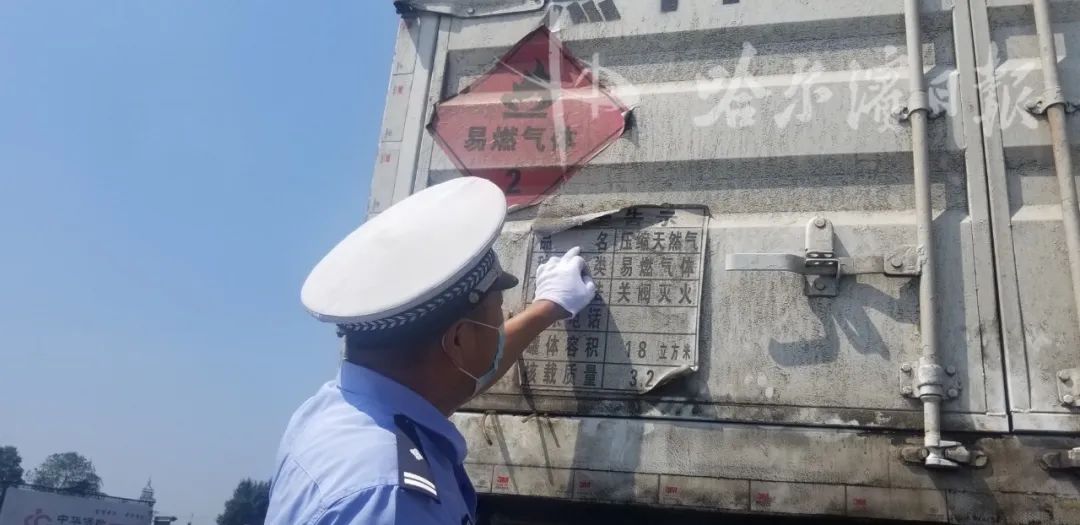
429, 0, 1009, 433
519, 207, 707, 394
360, 0, 1080, 517
972, 0, 1080, 432
479, 497, 911, 525
456, 413, 1080, 524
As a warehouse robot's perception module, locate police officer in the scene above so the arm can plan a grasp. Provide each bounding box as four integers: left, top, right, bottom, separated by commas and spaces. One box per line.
265, 177, 597, 524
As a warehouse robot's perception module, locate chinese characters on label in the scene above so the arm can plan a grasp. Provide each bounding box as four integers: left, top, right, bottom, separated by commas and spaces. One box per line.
463, 126, 577, 153
520, 207, 707, 393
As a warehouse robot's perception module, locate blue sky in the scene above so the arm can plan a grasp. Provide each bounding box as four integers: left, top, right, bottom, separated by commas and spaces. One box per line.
0, 2, 398, 521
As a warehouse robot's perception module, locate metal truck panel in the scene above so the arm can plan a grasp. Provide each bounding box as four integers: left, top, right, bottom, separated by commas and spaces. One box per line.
369, 14, 441, 216
425, 0, 1008, 433
0, 486, 152, 525
972, 0, 1080, 431
454, 412, 1080, 523
367, 0, 1080, 521
657, 475, 750, 512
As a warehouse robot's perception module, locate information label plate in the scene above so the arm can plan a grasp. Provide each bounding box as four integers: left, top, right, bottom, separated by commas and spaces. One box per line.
521, 206, 708, 394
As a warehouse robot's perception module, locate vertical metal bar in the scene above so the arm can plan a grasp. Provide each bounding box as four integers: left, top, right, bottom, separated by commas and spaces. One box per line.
1032, 0, 1080, 333
904, 0, 945, 460
392, 13, 440, 203
924, 398, 942, 449
410, 15, 453, 196
905, 0, 937, 370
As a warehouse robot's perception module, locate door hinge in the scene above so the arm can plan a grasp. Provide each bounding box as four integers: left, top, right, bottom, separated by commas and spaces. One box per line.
725, 217, 921, 297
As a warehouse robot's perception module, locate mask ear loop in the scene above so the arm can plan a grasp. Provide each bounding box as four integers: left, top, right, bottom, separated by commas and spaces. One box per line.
441, 324, 481, 382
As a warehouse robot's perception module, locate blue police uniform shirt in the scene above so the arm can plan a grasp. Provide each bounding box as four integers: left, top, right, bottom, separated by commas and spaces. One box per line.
266, 361, 477, 524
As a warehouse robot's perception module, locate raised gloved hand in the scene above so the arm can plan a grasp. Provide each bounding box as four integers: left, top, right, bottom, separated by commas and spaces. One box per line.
534, 246, 597, 319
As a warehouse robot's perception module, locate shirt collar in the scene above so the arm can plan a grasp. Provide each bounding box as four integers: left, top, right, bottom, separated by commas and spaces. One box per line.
336, 360, 468, 463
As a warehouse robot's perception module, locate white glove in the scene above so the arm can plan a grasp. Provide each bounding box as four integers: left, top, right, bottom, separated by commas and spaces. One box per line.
534, 246, 597, 318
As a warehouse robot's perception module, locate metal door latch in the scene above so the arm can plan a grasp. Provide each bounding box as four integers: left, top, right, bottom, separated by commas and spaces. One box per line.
725, 217, 921, 297
1056, 368, 1080, 408
901, 442, 989, 469
1042, 448, 1080, 472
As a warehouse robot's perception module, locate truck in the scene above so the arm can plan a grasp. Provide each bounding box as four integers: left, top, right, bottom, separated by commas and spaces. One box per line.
369, 0, 1080, 522
0, 485, 153, 525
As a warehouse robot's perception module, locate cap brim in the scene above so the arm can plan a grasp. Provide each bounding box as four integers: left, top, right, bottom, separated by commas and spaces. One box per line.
490, 271, 519, 291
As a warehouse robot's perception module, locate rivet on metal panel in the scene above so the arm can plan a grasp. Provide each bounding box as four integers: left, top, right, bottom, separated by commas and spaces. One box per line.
901, 363, 913, 373
805, 275, 837, 297
466, 6, 476, 14
947, 388, 960, 399
901, 386, 914, 397
1064, 395, 1076, 406
946, 366, 957, 376
813, 217, 827, 229
883, 247, 920, 276
1060, 370, 1072, 382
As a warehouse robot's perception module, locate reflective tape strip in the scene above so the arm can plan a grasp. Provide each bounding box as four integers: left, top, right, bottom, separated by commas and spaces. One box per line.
403, 476, 438, 497
403, 475, 436, 496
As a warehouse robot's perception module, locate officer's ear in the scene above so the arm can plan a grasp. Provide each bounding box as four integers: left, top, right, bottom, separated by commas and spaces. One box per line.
440, 318, 479, 363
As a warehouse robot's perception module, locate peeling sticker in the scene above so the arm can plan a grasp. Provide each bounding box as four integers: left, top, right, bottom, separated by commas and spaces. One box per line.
519, 206, 708, 393
532, 208, 624, 236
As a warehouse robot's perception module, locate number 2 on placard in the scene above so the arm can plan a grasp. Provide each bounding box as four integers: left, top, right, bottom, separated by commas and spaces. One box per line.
505, 169, 522, 194
629, 369, 655, 388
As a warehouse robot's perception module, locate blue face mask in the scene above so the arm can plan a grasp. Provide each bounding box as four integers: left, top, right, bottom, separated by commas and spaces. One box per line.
447, 320, 505, 396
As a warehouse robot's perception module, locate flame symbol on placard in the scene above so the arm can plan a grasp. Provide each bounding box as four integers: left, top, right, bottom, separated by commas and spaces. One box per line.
501, 60, 554, 116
